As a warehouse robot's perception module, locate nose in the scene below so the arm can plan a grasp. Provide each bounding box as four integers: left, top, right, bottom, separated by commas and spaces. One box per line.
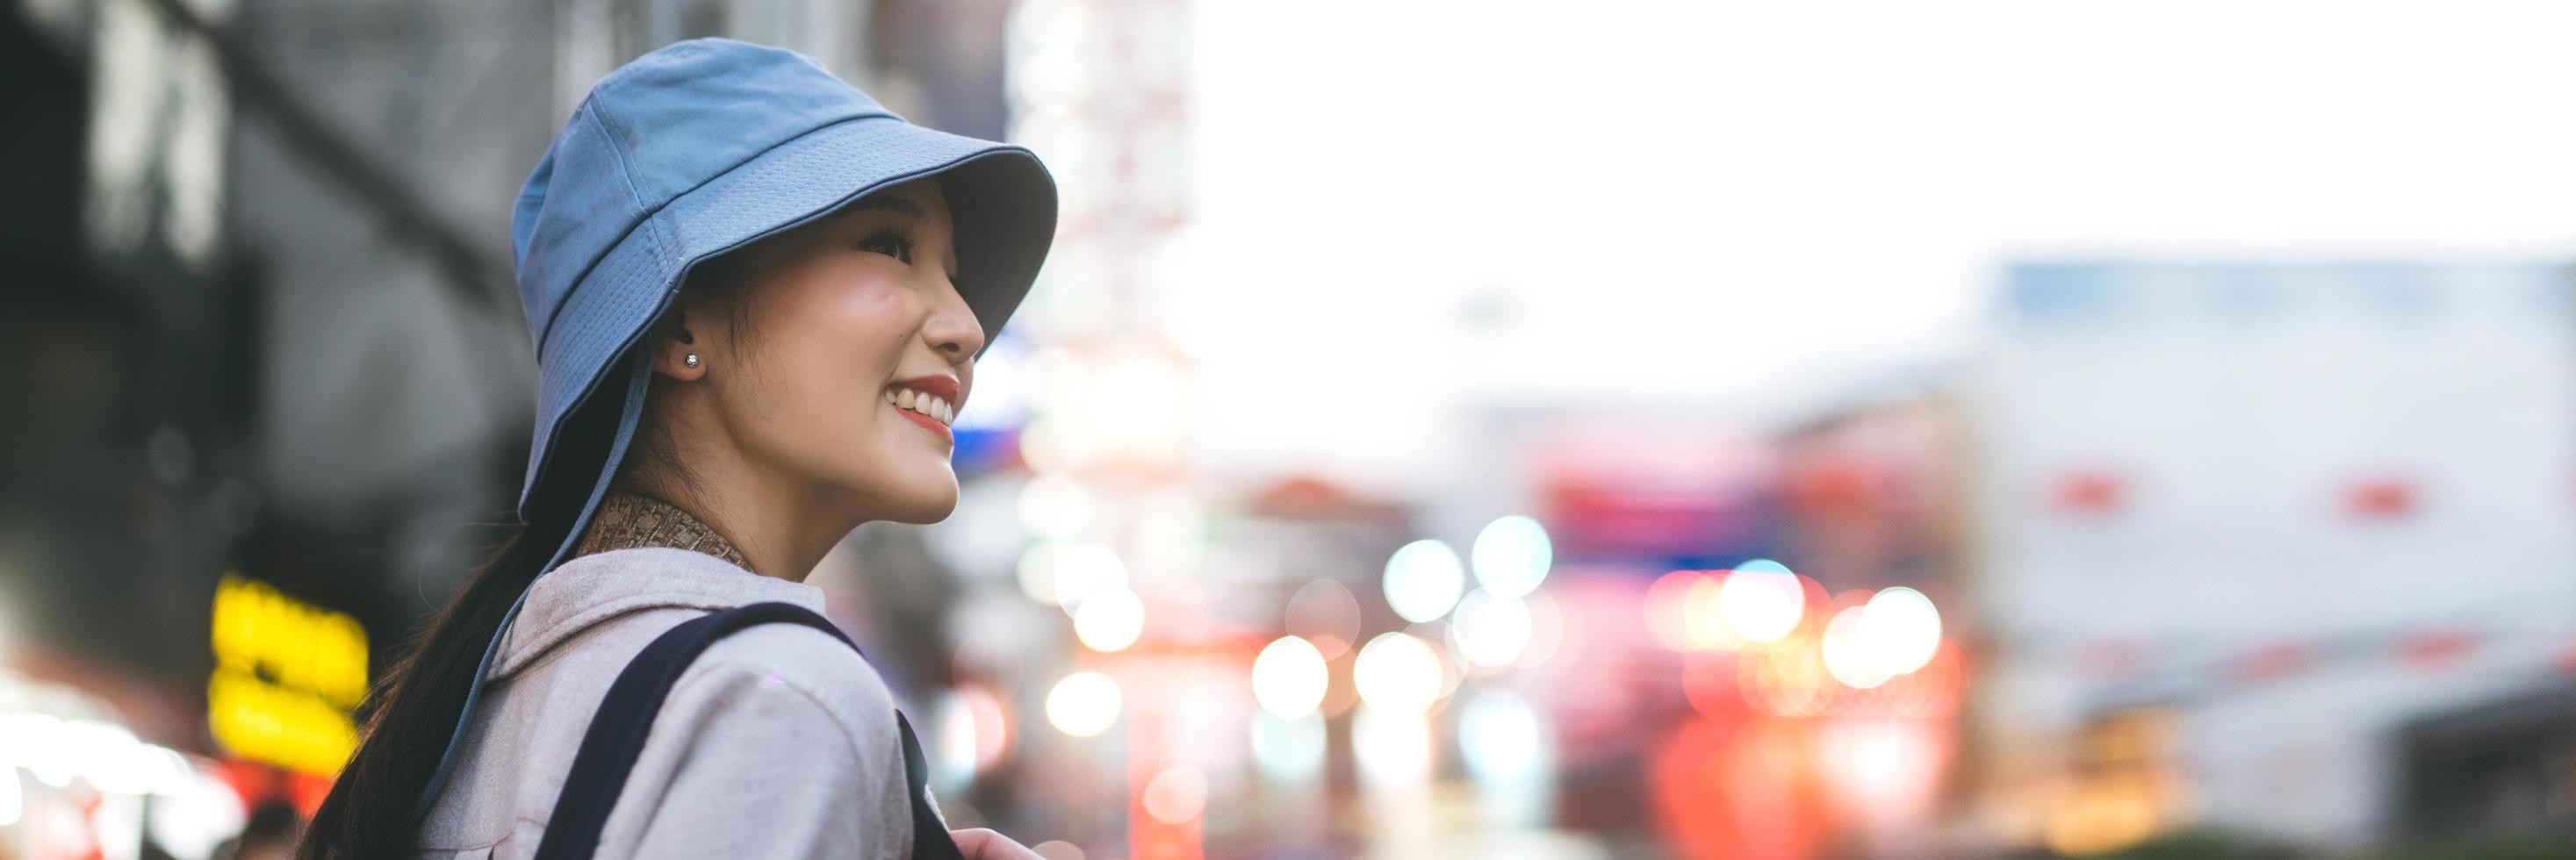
925, 278, 987, 362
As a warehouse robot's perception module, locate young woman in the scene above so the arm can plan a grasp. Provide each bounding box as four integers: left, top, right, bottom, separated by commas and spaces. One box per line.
298, 39, 1057, 859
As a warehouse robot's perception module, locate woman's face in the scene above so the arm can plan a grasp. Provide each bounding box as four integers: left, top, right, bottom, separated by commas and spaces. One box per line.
673, 177, 982, 524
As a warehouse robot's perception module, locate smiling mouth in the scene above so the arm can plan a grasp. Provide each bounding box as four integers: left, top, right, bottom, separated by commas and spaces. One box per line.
885, 384, 956, 441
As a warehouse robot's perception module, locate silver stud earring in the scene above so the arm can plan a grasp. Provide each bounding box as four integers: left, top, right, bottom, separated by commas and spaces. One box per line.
683, 354, 701, 369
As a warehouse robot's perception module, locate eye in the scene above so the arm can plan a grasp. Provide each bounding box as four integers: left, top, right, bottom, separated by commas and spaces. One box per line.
858, 230, 915, 264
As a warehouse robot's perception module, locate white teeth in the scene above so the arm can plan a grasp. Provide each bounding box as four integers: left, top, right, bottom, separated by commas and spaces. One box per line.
889, 387, 955, 427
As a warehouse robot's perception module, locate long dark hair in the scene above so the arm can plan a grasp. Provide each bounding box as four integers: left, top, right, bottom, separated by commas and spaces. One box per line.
299, 254, 757, 858
294, 373, 616, 859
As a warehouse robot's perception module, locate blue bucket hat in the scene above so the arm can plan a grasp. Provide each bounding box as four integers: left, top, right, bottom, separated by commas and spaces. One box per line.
416, 38, 1054, 820
512, 37, 1055, 527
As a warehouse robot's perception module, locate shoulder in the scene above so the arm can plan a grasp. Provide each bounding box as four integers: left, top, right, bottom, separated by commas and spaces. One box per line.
666, 620, 903, 753
496, 547, 837, 679
601, 618, 917, 856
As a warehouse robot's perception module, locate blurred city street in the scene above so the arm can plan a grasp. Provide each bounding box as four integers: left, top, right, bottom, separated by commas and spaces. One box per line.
8, 0, 2576, 857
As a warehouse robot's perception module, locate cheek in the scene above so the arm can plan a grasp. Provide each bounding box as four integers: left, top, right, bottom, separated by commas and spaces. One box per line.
759, 269, 910, 367
745, 271, 921, 439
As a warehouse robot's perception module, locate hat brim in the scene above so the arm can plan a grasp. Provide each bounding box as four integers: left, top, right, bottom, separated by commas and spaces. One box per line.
519, 116, 1057, 515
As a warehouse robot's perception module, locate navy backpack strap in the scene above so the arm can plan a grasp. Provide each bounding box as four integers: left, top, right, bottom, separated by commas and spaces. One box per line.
532, 601, 964, 860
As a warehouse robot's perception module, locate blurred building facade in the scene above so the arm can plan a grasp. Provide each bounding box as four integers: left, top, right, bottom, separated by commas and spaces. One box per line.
1967, 262, 2576, 852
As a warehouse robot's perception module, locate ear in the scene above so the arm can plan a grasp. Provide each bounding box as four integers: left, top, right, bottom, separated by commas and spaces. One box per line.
649, 303, 712, 382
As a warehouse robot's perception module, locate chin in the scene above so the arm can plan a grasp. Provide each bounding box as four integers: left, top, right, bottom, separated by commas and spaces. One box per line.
877, 481, 961, 524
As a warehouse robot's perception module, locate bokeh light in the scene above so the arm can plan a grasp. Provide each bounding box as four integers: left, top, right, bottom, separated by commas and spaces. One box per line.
1072, 586, 1144, 652
1283, 578, 1361, 659
1015, 542, 1070, 605
1512, 590, 1565, 670
1048, 542, 1128, 610
1408, 620, 1471, 706
1881, 638, 1971, 718
1684, 573, 1748, 651
1644, 569, 1702, 651
1382, 539, 1465, 624
1354, 631, 1446, 715
1469, 515, 1552, 598
1142, 765, 1209, 823
1046, 672, 1122, 737
1740, 638, 1834, 717
1864, 587, 1944, 675
1821, 606, 1892, 690
1251, 635, 1329, 719
1646, 569, 1752, 652
1450, 589, 1532, 668
1720, 559, 1805, 643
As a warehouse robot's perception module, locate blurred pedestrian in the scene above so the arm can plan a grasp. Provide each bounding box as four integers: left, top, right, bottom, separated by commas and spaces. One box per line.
294, 39, 1055, 859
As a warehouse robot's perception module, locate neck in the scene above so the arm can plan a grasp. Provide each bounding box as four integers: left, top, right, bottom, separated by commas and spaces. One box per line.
623, 385, 874, 581
574, 492, 751, 570
623, 469, 865, 584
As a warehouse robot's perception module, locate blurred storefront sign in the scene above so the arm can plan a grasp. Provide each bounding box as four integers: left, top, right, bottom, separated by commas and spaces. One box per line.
1536, 427, 1780, 565
205, 575, 366, 776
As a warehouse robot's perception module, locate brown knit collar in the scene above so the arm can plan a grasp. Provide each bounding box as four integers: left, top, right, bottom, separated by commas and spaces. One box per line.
573, 492, 751, 570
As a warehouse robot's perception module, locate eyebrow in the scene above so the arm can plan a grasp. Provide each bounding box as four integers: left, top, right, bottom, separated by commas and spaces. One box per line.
845, 195, 926, 219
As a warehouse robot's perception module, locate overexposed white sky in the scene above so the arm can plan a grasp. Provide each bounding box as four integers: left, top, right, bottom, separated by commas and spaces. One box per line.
1176, 0, 2576, 495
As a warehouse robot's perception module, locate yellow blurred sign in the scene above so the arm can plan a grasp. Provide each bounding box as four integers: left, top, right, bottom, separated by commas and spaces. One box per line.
207, 574, 368, 774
